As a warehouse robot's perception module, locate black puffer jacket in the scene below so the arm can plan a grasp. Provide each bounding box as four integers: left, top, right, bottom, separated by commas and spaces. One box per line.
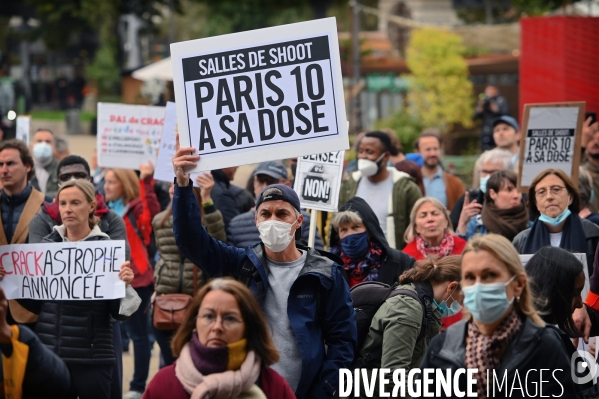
330, 196, 416, 286
420, 315, 576, 398
210, 169, 240, 230
19, 226, 125, 365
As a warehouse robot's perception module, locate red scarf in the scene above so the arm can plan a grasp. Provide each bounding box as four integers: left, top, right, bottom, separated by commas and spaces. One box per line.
43, 193, 109, 223
415, 231, 455, 259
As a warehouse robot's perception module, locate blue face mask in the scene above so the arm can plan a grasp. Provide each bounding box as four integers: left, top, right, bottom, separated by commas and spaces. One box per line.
433, 286, 462, 317
539, 207, 571, 227
463, 275, 516, 324
340, 231, 369, 258
479, 175, 490, 193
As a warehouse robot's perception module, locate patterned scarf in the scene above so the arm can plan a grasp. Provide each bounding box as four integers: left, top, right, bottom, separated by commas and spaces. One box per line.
330, 241, 383, 286
465, 309, 523, 399
415, 231, 455, 259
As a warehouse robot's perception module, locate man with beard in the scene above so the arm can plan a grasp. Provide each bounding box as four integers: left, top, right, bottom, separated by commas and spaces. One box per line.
415, 129, 464, 211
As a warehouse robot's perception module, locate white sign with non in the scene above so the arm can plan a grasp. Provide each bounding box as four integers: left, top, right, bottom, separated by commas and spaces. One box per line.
97, 103, 166, 170
294, 151, 344, 212
170, 17, 348, 172
0, 240, 127, 300
16, 116, 30, 145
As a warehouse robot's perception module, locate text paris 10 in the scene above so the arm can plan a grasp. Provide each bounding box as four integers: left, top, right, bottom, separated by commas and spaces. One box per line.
184, 38, 338, 154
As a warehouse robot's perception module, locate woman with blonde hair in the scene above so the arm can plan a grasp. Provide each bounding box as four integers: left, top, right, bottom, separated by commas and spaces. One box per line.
105, 164, 160, 398
421, 234, 575, 398
143, 278, 295, 399
402, 197, 467, 261
4, 179, 134, 399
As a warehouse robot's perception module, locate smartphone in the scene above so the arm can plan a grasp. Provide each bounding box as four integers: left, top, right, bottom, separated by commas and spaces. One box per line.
587, 111, 597, 126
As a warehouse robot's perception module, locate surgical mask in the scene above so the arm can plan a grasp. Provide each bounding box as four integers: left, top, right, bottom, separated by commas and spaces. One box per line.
258, 218, 299, 252
479, 175, 490, 193
340, 231, 369, 258
357, 153, 386, 177
539, 207, 571, 227
33, 142, 53, 163
463, 275, 516, 324
433, 286, 462, 317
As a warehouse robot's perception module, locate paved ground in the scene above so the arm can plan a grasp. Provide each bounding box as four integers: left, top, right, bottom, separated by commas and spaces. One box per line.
122, 343, 160, 395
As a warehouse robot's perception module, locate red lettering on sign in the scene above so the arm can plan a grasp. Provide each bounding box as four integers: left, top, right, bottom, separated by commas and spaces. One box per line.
11, 252, 21, 275
34, 251, 44, 276
110, 115, 127, 123
0, 253, 12, 275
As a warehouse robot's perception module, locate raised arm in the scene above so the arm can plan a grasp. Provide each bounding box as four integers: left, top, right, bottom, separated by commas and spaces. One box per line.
172, 136, 245, 278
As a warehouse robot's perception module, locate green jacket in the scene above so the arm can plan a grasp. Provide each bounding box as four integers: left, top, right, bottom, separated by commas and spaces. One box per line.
152, 207, 225, 295
338, 168, 422, 249
358, 283, 441, 398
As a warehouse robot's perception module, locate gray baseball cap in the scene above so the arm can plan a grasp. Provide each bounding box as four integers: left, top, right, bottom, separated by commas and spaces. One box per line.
253, 161, 288, 180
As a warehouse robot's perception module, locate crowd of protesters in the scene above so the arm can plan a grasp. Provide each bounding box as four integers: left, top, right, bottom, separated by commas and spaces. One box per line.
0, 113, 596, 399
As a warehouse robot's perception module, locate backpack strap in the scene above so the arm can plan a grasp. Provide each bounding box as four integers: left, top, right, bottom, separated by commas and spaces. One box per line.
127, 209, 144, 244
238, 260, 264, 300
360, 287, 429, 365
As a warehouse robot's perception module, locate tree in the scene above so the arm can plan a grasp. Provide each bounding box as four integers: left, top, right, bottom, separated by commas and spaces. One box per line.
405, 28, 474, 133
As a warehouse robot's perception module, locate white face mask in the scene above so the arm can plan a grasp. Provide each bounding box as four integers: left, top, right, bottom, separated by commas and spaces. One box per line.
258, 217, 299, 252
357, 153, 386, 177
33, 142, 53, 163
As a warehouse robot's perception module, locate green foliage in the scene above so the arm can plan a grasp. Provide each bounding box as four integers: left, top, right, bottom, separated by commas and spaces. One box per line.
375, 108, 424, 153
405, 28, 474, 134
85, 43, 120, 95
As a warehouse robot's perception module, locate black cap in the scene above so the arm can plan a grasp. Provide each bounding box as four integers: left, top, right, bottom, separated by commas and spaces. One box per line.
255, 184, 301, 212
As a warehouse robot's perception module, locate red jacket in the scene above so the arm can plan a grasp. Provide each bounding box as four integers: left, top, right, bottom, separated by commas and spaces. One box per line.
142, 363, 296, 399
125, 176, 160, 288
401, 235, 467, 261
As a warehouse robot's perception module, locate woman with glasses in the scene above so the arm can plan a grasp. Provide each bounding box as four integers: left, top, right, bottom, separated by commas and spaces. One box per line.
512, 169, 599, 276
143, 278, 295, 399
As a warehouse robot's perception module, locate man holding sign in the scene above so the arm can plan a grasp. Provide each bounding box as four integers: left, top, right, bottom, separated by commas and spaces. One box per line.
172, 137, 356, 398
0, 179, 134, 399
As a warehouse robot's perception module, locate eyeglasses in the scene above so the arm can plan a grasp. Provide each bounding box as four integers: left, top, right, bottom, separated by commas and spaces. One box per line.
197, 313, 243, 330
59, 172, 89, 182
535, 185, 566, 199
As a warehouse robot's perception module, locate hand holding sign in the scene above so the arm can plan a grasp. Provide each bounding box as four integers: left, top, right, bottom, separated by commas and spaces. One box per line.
118, 261, 134, 287
195, 172, 215, 203
139, 161, 155, 180
173, 133, 199, 187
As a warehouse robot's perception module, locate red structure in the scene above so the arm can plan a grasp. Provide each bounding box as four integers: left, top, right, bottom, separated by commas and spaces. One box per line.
520, 16, 599, 118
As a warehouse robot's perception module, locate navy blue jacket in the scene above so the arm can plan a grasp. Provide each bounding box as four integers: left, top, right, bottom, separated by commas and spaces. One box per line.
227, 210, 324, 250
173, 183, 357, 399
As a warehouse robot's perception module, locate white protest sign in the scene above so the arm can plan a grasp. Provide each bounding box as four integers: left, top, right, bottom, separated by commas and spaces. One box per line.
518, 102, 585, 192
294, 151, 344, 212
170, 17, 349, 172
97, 103, 166, 170
0, 240, 126, 300
15, 116, 30, 145
154, 102, 201, 186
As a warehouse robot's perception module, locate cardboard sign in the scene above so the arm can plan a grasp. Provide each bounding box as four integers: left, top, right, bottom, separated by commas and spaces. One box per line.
15, 116, 30, 145
170, 17, 348, 172
97, 103, 166, 170
293, 151, 344, 212
0, 241, 127, 300
518, 102, 585, 192
154, 102, 201, 186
